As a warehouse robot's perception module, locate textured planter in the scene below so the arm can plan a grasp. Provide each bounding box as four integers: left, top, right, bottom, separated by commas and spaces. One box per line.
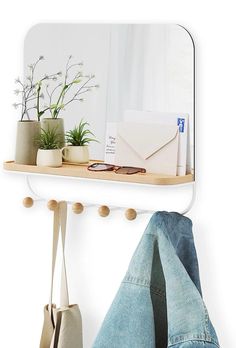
62, 145, 89, 163
36, 149, 62, 167
41, 118, 65, 148
15, 120, 41, 165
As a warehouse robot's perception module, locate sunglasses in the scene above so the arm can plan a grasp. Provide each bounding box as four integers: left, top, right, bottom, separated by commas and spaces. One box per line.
87, 163, 146, 175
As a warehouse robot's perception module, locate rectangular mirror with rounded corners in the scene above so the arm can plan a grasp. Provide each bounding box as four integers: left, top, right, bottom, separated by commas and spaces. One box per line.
24, 23, 195, 182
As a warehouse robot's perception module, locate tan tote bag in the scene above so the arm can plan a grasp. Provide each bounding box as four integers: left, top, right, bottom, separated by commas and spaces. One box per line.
40, 201, 83, 348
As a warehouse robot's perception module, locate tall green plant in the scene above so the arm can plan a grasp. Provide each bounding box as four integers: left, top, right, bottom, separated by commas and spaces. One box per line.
46, 56, 99, 119
13, 56, 62, 121
13, 56, 43, 121
35, 73, 62, 121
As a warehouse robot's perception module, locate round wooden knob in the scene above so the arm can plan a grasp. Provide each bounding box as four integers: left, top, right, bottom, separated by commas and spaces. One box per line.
125, 208, 137, 221
23, 197, 34, 208
98, 205, 110, 217
47, 200, 58, 211
72, 202, 84, 214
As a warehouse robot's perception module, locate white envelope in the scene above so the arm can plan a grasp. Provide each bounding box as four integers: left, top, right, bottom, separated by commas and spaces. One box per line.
115, 122, 179, 176
124, 110, 190, 176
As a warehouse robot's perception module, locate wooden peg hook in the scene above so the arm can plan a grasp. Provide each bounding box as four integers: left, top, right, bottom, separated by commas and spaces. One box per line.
47, 200, 58, 211
98, 205, 110, 217
125, 208, 137, 221
23, 197, 34, 208
72, 202, 84, 214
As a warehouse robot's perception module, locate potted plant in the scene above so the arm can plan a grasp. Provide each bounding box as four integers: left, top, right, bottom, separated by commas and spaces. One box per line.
13, 56, 61, 164
41, 55, 99, 148
36, 127, 63, 167
63, 119, 98, 163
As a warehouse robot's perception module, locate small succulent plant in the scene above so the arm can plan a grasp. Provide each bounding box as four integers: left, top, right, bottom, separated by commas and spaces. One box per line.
65, 119, 98, 146
36, 127, 62, 150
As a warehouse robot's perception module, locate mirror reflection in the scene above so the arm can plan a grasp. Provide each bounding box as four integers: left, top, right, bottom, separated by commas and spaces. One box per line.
24, 23, 194, 176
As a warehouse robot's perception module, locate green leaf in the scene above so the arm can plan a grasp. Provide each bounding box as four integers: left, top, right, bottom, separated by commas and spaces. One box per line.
35, 126, 62, 150
65, 119, 98, 146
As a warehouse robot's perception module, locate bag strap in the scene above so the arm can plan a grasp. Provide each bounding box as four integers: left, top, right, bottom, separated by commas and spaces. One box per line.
59, 201, 69, 308
49, 201, 70, 314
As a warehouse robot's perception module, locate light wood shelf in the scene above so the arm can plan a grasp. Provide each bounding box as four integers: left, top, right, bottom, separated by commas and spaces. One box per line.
3, 161, 194, 186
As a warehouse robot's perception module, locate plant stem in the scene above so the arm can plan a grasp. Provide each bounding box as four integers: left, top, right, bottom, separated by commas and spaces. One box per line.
36, 83, 41, 121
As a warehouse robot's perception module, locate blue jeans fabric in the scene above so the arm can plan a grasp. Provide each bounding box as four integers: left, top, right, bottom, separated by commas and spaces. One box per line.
93, 212, 219, 348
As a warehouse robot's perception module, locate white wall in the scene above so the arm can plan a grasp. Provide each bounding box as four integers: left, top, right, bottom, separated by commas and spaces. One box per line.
0, 1, 235, 347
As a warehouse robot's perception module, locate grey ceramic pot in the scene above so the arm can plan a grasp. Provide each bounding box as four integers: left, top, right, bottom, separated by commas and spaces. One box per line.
15, 120, 41, 165
41, 118, 65, 148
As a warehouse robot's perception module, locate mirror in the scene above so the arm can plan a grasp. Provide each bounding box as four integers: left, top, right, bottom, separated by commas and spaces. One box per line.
24, 23, 194, 176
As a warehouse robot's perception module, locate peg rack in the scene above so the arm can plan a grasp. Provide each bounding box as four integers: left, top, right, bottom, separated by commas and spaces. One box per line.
22, 197, 139, 221
4, 160, 196, 216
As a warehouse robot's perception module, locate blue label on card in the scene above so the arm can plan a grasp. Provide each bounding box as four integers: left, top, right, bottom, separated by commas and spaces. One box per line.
178, 118, 185, 133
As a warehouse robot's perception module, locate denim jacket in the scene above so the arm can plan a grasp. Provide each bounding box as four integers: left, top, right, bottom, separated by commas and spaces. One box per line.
93, 212, 219, 348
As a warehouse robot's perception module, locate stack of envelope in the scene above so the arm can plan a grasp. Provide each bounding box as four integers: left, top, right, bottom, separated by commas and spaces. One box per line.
104, 110, 190, 176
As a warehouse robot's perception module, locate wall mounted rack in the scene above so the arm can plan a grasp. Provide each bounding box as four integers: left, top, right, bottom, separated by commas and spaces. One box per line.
3, 160, 196, 217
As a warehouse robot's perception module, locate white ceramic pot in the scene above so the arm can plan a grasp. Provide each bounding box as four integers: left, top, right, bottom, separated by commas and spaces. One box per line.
15, 120, 41, 165
62, 145, 89, 164
41, 118, 65, 148
36, 149, 62, 167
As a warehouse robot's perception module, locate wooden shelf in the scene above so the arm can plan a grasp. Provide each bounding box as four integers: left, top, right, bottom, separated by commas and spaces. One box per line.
3, 161, 194, 186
